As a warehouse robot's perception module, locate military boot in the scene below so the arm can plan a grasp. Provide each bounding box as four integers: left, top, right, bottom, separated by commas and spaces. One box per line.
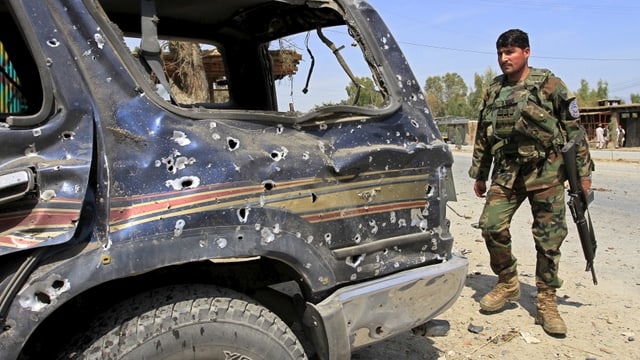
535, 286, 567, 335
479, 271, 520, 312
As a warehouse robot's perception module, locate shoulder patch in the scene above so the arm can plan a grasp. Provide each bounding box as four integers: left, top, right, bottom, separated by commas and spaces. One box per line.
569, 99, 580, 118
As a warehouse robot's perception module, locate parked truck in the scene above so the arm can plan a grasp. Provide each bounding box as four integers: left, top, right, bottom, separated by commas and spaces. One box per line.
0, 0, 468, 359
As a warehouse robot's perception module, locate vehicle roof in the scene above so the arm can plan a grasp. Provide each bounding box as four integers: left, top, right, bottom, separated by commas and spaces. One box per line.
97, 0, 344, 43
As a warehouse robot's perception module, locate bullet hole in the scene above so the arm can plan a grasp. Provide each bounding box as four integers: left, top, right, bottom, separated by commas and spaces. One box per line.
51, 280, 65, 290
302, 151, 310, 160
419, 220, 429, 232
270, 147, 288, 161
311, 193, 318, 203
165, 176, 200, 190
25, 144, 37, 156
171, 131, 191, 146
61, 131, 75, 140
216, 238, 228, 249
35, 291, 51, 305
237, 208, 249, 223
47, 38, 60, 47
174, 157, 196, 171
324, 233, 332, 245
93, 33, 105, 49
346, 254, 365, 268
261, 228, 275, 244
425, 185, 434, 197
262, 180, 276, 191
353, 233, 361, 244
411, 119, 419, 128
174, 219, 185, 236
276, 124, 284, 135
40, 190, 56, 201
227, 137, 239, 151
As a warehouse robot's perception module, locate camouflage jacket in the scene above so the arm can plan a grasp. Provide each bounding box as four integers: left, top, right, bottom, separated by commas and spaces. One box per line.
468, 67, 593, 191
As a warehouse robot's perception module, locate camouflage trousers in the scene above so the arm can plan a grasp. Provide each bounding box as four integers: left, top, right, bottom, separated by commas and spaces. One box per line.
479, 181, 567, 288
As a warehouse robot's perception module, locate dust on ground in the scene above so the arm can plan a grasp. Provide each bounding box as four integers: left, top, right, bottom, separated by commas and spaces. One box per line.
352, 149, 640, 360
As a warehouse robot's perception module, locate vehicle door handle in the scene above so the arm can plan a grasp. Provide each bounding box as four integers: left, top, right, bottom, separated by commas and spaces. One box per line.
0, 168, 35, 205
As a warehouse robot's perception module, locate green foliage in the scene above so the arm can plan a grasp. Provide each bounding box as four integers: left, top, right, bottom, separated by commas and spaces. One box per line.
631, 93, 640, 104
345, 76, 384, 107
424, 69, 624, 119
575, 79, 609, 106
467, 67, 497, 118
424, 72, 473, 118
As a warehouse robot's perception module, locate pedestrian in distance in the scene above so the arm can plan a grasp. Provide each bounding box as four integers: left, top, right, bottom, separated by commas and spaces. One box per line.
595, 124, 605, 149
468, 29, 594, 336
616, 124, 625, 148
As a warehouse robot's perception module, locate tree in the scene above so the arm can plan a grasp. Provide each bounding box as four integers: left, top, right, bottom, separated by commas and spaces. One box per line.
468, 67, 498, 118
575, 79, 608, 107
425, 76, 445, 117
345, 76, 384, 107
424, 72, 471, 118
631, 93, 640, 104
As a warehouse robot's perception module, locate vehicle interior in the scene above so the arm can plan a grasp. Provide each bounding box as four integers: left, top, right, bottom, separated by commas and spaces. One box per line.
0, 3, 43, 122
95, 0, 387, 114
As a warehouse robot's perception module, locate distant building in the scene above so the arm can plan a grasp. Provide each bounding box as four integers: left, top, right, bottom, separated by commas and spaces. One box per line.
434, 116, 471, 146
579, 99, 638, 147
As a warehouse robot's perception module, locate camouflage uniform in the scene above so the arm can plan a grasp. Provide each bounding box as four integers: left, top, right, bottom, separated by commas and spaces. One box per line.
468, 67, 593, 288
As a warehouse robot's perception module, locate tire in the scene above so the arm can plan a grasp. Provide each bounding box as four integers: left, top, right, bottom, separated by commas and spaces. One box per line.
59, 284, 308, 360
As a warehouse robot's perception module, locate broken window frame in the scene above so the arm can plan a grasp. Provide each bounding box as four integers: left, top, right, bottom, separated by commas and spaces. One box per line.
0, 1, 54, 128
92, 0, 396, 124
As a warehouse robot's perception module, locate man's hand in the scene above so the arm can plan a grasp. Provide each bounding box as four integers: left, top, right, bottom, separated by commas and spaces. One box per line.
580, 176, 592, 198
474, 179, 487, 198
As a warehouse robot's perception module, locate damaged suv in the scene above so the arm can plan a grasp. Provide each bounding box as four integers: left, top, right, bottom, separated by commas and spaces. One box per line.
0, 0, 468, 359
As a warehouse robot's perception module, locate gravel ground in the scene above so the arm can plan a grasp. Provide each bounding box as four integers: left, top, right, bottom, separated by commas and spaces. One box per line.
352, 149, 640, 360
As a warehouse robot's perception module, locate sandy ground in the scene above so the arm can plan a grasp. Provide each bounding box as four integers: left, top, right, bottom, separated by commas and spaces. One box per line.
352, 149, 640, 359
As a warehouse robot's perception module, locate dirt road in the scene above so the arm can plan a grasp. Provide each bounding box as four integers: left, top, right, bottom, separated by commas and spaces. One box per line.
352, 150, 640, 359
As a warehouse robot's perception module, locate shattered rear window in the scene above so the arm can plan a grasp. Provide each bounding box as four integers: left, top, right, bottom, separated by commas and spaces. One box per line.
271, 25, 386, 113
100, 0, 387, 115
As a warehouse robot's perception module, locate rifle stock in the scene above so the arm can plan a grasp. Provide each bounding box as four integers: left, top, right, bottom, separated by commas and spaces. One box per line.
561, 133, 598, 285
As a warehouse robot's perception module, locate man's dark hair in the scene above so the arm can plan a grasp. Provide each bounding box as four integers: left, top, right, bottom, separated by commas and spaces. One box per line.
496, 29, 529, 50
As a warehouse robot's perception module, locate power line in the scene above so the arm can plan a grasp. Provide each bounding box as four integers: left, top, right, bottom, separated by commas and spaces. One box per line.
395, 40, 640, 62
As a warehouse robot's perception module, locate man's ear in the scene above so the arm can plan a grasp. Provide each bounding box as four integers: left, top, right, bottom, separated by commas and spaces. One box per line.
523, 47, 531, 60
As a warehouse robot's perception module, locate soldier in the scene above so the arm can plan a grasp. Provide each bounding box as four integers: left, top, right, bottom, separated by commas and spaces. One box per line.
468, 29, 594, 336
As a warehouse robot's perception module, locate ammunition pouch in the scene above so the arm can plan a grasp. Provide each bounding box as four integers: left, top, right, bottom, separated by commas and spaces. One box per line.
491, 137, 546, 166
517, 101, 564, 149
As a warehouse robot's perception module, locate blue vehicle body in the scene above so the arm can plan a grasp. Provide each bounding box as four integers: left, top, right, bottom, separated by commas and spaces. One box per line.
0, 1, 467, 358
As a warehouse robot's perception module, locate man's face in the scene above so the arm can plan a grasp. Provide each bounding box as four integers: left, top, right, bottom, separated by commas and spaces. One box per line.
497, 45, 530, 78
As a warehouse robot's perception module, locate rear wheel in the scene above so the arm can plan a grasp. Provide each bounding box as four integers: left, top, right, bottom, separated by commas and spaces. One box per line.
59, 284, 307, 360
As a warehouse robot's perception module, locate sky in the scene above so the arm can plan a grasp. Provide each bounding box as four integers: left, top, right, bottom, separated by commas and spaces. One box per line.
365, 0, 640, 103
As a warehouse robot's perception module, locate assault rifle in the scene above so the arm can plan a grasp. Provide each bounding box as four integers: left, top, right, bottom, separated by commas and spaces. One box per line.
561, 133, 598, 285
